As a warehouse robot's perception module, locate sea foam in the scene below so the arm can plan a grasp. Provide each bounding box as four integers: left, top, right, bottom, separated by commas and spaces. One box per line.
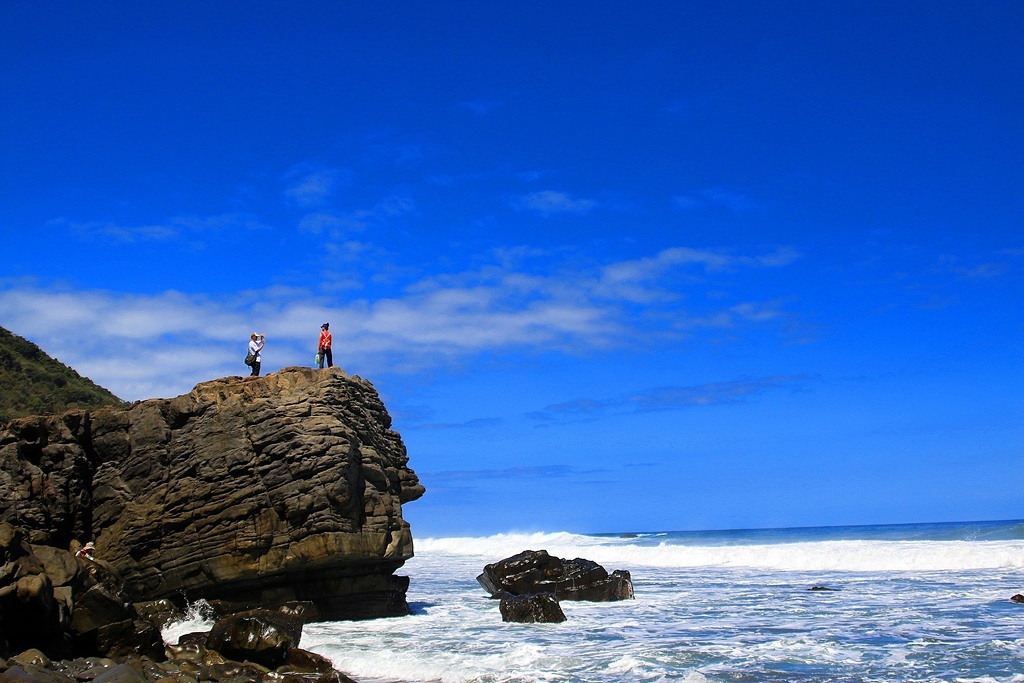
416, 531, 1024, 572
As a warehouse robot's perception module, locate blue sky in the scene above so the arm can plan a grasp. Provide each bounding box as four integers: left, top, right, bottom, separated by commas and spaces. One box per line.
2, 2, 1022, 536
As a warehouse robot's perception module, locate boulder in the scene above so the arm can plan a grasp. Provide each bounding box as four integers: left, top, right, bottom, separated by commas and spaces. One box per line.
0, 527, 169, 661
499, 593, 567, 623
67, 582, 163, 661
281, 647, 336, 674
69, 585, 133, 635
1011, 594, 1024, 604
0, 367, 424, 621
0, 558, 65, 657
478, 549, 633, 601
206, 609, 303, 669
0, 664, 76, 683
130, 599, 185, 630
82, 620, 164, 661
28, 547, 80, 589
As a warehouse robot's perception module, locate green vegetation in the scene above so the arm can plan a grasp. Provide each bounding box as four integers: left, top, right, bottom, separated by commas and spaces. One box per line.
0, 325, 127, 424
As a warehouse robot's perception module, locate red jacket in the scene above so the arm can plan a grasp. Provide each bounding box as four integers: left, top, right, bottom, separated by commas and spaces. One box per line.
319, 329, 332, 350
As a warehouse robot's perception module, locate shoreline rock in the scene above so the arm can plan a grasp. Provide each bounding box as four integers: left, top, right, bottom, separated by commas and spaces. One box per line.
499, 593, 567, 623
0, 367, 424, 624
478, 549, 634, 603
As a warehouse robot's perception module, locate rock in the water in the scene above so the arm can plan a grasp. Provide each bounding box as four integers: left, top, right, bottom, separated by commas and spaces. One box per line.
499, 593, 567, 623
1011, 594, 1024, 604
206, 609, 303, 669
282, 647, 336, 674
0, 367, 424, 621
478, 549, 633, 601
129, 599, 185, 630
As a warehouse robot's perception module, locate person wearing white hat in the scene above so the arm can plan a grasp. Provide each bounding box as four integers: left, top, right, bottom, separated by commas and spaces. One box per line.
247, 332, 265, 376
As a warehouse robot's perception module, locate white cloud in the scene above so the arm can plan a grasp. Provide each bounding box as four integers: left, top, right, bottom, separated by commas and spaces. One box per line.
596, 246, 800, 303
0, 245, 797, 402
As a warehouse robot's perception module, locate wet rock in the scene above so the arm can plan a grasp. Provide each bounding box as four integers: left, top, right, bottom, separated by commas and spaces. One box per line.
206, 610, 303, 670
0, 647, 361, 683
499, 593, 567, 623
173, 633, 209, 648
131, 599, 185, 630
281, 648, 334, 674
9, 651, 51, 669
1011, 593, 1024, 604
478, 549, 634, 601
88, 662, 148, 683
0, 664, 76, 683
89, 621, 164, 661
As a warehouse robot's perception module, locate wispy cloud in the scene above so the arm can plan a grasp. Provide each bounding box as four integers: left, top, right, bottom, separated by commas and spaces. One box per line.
423, 465, 586, 481
298, 195, 416, 238
412, 417, 504, 430
514, 190, 597, 217
529, 376, 808, 423
50, 214, 267, 244
284, 169, 349, 207
674, 187, 761, 213
628, 376, 805, 410
937, 253, 1012, 280
0, 244, 799, 401
456, 99, 501, 116
596, 247, 799, 304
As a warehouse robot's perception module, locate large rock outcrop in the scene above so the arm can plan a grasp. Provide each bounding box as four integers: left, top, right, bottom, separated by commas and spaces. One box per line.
0, 367, 424, 621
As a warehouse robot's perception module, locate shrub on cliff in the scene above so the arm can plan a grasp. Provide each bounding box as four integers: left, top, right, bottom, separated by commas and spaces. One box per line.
0, 325, 126, 424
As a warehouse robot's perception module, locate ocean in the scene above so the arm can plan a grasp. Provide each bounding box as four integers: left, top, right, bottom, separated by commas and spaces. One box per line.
165, 520, 1024, 682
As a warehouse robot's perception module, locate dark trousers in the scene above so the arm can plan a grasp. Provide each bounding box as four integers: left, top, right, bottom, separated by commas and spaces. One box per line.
250, 361, 260, 376
320, 347, 333, 368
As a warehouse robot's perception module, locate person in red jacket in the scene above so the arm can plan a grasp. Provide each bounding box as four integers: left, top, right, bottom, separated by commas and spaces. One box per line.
318, 322, 333, 368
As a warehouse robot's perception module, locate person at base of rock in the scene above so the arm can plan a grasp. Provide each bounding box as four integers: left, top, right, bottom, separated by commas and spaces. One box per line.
317, 322, 333, 369
248, 332, 265, 376
75, 541, 95, 559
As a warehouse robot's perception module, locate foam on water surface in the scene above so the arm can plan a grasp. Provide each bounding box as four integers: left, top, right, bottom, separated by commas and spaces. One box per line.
417, 522, 1024, 572
306, 521, 1024, 682
162, 521, 1024, 682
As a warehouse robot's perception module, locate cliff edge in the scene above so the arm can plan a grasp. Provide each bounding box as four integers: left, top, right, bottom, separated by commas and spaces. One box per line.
0, 366, 424, 621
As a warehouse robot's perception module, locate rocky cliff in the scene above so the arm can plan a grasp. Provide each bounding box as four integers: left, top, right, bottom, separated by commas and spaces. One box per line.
0, 367, 424, 621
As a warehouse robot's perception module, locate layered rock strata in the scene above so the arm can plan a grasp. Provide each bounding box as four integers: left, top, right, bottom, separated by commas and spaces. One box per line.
0, 367, 424, 621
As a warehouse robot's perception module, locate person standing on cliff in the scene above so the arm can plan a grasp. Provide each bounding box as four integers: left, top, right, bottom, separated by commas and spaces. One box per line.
317, 323, 333, 368
248, 332, 265, 376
